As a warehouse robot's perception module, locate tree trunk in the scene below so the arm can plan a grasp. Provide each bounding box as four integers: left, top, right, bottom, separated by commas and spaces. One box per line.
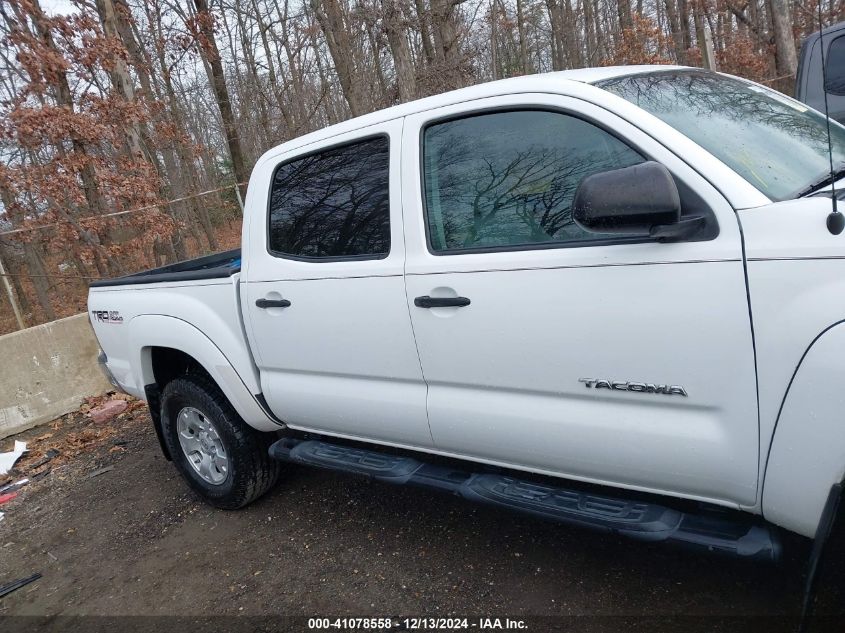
384, 0, 417, 101
3, 223, 55, 320
192, 0, 250, 198
678, 0, 693, 53
665, 0, 686, 63
0, 247, 32, 318
768, 0, 798, 93
430, 0, 463, 87
516, 0, 530, 74
563, 0, 582, 67
583, 0, 597, 63
94, 0, 143, 158
592, 0, 606, 61
232, 2, 270, 149
693, 3, 716, 69
0, 191, 32, 320
414, 0, 437, 66
116, 0, 193, 258
146, 4, 209, 255
304, 2, 341, 125
310, 0, 370, 117
365, 18, 389, 100
617, 0, 633, 29
490, 0, 499, 78
28, 0, 106, 218
545, 0, 562, 70
23, 243, 55, 322
273, 0, 305, 134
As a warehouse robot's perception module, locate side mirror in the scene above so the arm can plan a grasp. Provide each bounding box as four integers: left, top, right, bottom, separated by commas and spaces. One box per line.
572, 161, 704, 241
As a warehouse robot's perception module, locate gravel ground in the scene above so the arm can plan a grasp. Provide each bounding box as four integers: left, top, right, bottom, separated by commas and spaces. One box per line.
0, 403, 838, 633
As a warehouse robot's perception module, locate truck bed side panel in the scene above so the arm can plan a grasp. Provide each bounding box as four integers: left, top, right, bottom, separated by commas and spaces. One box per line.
88, 276, 274, 429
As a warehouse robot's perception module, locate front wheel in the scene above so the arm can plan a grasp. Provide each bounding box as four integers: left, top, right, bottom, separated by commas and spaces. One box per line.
160, 374, 281, 509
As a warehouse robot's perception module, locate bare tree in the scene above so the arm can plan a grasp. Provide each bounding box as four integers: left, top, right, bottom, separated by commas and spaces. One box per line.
769, 0, 798, 90
192, 0, 249, 197
384, 0, 418, 101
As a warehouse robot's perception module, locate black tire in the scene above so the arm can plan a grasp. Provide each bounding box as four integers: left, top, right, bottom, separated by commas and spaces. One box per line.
160, 373, 281, 509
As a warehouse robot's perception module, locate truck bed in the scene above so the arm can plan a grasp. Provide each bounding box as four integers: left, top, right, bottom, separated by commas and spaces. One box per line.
89, 249, 241, 288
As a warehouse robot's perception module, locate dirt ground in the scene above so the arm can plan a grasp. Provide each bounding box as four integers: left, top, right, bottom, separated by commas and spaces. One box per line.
0, 397, 838, 632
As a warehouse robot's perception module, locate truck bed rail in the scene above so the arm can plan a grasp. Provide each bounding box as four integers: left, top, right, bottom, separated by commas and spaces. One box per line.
89, 249, 241, 288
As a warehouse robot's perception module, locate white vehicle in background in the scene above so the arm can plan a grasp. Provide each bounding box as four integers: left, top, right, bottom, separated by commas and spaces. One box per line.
89, 66, 845, 570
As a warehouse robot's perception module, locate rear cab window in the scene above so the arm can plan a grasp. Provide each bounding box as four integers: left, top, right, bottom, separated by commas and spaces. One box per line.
267, 135, 391, 260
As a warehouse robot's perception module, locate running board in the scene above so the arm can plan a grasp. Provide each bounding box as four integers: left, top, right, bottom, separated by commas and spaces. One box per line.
269, 438, 781, 563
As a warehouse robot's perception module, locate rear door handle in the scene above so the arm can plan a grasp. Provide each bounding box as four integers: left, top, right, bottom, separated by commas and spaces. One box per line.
255, 298, 291, 309
414, 296, 471, 308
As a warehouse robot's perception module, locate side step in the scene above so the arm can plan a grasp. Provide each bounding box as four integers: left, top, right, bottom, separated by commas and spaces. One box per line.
269, 438, 781, 563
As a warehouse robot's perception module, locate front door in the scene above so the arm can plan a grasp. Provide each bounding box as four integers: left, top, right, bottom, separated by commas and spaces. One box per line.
243, 120, 432, 447
401, 96, 760, 506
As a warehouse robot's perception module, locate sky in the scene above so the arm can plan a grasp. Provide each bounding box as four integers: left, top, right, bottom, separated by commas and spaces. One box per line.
41, 0, 77, 16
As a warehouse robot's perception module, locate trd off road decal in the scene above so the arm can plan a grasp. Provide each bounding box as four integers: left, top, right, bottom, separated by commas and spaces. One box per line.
579, 378, 688, 396
91, 310, 123, 324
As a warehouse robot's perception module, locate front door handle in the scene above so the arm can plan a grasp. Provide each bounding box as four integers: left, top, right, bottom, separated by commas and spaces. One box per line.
255, 298, 291, 309
414, 296, 471, 308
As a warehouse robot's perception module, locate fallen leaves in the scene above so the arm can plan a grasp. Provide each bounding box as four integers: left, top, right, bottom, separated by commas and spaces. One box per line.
5, 393, 145, 481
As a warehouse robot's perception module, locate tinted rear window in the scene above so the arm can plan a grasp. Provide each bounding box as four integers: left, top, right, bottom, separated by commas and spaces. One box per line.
268, 136, 390, 259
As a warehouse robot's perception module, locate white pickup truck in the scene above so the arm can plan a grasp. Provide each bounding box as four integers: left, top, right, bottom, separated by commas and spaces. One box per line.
89, 66, 845, 565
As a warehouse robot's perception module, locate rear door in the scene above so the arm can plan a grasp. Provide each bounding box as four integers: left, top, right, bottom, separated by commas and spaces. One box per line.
243, 120, 432, 447
401, 94, 760, 506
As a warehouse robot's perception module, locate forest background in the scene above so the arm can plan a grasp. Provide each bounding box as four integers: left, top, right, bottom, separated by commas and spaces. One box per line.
0, 0, 838, 334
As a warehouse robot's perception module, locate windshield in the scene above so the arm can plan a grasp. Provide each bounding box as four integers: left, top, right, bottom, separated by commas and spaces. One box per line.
598, 70, 845, 201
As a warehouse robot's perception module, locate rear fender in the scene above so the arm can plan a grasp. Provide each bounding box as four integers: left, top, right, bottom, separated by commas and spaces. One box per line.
128, 315, 280, 432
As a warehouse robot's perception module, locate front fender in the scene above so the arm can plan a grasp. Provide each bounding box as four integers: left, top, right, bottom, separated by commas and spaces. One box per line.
763, 321, 845, 537
128, 315, 280, 432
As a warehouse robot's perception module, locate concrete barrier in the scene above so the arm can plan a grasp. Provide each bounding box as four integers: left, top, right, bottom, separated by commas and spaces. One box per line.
0, 313, 112, 439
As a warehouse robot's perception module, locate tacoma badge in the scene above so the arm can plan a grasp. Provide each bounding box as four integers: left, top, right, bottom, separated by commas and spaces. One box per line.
578, 378, 687, 397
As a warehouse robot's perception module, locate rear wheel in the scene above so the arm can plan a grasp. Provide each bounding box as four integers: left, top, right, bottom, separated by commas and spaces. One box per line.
160, 374, 280, 509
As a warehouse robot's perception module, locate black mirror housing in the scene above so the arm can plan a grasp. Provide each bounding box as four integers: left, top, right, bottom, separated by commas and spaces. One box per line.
572, 161, 682, 235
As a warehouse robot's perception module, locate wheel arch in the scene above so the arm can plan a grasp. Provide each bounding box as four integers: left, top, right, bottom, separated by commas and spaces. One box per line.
141, 347, 217, 461
128, 315, 281, 443
763, 320, 845, 537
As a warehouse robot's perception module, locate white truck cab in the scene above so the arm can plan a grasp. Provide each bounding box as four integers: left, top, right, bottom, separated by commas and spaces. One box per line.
89, 66, 845, 565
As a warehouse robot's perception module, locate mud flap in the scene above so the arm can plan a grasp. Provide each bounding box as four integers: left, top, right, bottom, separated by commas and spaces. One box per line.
144, 383, 172, 461
800, 482, 845, 631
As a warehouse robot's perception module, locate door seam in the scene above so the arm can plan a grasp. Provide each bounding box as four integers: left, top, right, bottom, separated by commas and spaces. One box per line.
398, 114, 435, 445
